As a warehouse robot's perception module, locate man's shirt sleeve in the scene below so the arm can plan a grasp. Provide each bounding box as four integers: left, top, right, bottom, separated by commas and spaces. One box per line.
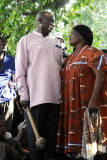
15, 37, 29, 101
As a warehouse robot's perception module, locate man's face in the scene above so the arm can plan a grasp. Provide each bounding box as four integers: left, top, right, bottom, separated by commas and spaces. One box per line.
0, 120, 6, 135
0, 38, 7, 61
41, 13, 55, 36
0, 38, 7, 52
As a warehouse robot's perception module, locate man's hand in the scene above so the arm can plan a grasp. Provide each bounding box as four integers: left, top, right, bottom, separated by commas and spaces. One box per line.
20, 100, 29, 109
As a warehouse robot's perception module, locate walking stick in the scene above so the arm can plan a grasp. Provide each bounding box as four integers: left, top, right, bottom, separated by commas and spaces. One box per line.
25, 106, 46, 149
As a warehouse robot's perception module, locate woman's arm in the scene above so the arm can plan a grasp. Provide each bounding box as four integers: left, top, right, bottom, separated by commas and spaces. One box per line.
88, 68, 104, 109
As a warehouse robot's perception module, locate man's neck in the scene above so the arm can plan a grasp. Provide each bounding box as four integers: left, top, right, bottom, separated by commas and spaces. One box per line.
36, 29, 49, 37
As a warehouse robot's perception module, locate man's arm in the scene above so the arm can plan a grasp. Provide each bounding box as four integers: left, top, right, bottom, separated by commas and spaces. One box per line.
15, 37, 29, 108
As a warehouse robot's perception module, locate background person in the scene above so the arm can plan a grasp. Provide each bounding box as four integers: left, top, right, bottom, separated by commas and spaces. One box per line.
101, 49, 107, 54
0, 116, 12, 142
15, 11, 63, 160
0, 34, 16, 133
0, 116, 22, 160
51, 32, 68, 61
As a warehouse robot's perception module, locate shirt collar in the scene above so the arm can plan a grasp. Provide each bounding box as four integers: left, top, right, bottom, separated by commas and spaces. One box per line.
33, 30, 49, 38
33, 30, 42, 36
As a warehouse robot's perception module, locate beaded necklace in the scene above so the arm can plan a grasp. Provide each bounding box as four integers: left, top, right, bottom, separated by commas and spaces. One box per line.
66, 45, 88, 70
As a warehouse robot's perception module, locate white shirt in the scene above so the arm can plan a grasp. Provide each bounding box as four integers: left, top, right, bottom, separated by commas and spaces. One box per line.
15, 31, 63, 107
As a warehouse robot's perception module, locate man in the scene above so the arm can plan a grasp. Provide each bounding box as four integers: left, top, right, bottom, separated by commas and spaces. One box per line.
15, 11, 63, 160
0, 34, 16, 132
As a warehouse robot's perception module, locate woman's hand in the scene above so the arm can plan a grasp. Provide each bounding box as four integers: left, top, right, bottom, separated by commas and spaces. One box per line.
88, 99, 97, 109
88, 99, 98, 114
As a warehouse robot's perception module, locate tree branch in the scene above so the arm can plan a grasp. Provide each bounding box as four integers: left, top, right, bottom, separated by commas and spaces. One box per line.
23, 10, 39, 15
22, 0, 70, 15
55, 0, 70, 9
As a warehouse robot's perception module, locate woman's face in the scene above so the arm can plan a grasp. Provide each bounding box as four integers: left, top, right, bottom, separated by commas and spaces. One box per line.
69, 29, 84, 46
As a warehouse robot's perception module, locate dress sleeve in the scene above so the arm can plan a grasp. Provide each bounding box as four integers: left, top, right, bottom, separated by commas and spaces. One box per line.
15, 36, 29, 101
87, 49, 107, 71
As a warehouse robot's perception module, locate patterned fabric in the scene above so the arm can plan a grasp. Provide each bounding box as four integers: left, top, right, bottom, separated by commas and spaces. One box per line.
0, 53, 16, 103
57, 46, 107, 154
81, 108, 106, 160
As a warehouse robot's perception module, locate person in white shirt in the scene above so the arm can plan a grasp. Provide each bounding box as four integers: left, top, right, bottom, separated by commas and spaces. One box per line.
15, 11, 63, 160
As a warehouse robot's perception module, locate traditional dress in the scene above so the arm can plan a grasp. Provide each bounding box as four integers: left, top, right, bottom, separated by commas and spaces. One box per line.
57, 46, 107, 154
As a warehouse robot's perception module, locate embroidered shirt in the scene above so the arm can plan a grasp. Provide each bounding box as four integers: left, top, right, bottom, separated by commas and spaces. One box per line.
15, 31, 63, 108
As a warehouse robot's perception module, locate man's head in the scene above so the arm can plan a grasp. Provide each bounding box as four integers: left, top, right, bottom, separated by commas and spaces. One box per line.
35, 11, 55, 37
0, 34, 8, 61
0, 33, 8, 54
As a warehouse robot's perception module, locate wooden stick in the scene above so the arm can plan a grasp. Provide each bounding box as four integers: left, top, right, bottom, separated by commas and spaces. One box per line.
25, 106, 40, 139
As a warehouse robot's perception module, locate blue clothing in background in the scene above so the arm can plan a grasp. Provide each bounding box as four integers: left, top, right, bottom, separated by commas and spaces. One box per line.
0, 53, 16, 103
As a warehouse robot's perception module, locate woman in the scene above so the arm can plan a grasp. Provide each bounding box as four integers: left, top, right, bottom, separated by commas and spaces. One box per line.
57, 25, 107, 159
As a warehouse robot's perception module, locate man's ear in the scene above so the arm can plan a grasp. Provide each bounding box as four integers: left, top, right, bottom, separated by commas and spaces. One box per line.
39, 18, 42, 24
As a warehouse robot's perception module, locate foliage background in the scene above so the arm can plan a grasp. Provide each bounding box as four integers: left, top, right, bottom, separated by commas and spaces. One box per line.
0, 0, 106, 56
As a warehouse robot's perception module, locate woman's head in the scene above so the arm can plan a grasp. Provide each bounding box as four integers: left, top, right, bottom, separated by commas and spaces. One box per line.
69, 24, 93, 47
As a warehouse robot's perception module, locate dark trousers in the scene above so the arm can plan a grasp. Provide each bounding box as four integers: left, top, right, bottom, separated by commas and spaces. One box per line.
25, 103, 60, 160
